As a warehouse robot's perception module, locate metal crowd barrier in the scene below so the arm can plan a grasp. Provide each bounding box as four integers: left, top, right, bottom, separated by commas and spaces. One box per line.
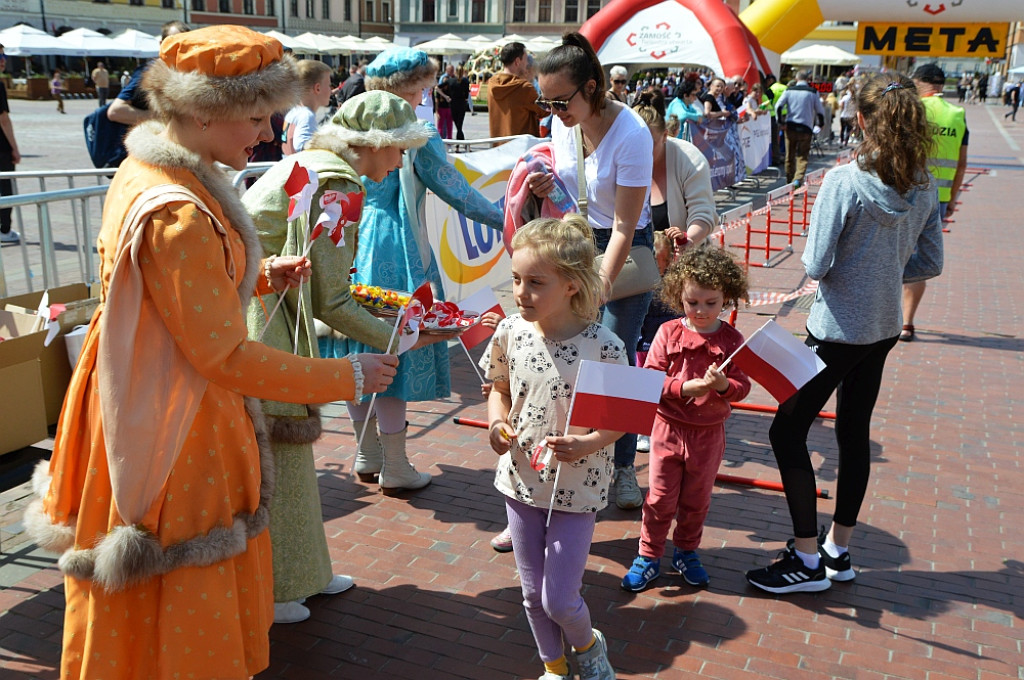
443, 135, 525, 154
2, 165, 278, 298
0, 169, 116, 297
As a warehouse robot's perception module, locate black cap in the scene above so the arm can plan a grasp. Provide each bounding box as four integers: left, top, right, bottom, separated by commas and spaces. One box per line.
912, 63, 945, 85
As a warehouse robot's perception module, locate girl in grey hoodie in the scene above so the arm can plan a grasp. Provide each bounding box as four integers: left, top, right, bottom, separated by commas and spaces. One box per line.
747, 73, 944, 594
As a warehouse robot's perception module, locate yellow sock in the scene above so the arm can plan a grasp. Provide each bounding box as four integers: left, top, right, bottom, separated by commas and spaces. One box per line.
544, 656, 570, 675
574, 635, 596, 653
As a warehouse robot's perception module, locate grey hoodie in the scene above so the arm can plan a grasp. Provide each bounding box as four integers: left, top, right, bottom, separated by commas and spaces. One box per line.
802, 162, 944, 345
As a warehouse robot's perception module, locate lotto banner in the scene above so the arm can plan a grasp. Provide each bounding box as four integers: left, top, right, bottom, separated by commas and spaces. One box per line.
425, 136, 541, 302
689, 118, 746, 192
737, 113, 772, 176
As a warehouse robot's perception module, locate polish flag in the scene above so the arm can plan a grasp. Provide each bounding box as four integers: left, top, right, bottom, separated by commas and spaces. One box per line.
568, 361, 665, 436
390, 282, 432, 355
410, 281, 433, 311
530, 443, 554, 471
729, 319, 826, 403
284, 162, 317, 222
310, 190, 364, 247
456, 287, 505, 350
396, 302, 422, 355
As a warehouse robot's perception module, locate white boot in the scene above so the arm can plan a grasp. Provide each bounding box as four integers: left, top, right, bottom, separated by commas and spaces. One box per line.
273, 601, 310, 624
378, 425, 431, 494
352, 415, 383, 482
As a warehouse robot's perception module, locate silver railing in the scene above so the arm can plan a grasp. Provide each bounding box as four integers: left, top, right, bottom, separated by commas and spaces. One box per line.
443, 135, 523, 154
1, 165, 271, 298
0, 169, 117, 298
231, 162, 275, 190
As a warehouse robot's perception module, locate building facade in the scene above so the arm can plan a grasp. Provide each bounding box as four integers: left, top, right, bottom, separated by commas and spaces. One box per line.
2, 0, 184, 38
395, 0, 611, 45
0, 0, 383, 38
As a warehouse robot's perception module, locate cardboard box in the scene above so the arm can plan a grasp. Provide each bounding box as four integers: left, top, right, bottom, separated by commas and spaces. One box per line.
0, 309, 48, 455
1, 284, 100, 425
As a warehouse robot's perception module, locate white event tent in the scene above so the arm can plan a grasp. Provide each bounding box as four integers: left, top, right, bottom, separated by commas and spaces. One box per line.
57, 28, 139, 58
0, 24, 77, 57
108, 29, 160, 58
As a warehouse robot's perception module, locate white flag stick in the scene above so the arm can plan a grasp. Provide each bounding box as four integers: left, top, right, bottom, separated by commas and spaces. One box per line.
546, 462, 563, 527
291, 206, 317, 354
256, 291, 287, 343
256, 239, 318, 345
547, 367, 582, 527
355, 303, 409, 454
292, 284, 304, 354
460, 341, 487, 385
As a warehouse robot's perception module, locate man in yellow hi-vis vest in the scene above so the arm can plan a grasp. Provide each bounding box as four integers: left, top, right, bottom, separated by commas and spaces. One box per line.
901, 63, 967, 342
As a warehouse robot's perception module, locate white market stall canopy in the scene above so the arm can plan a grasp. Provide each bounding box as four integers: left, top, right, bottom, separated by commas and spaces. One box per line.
292, 32, 347, 55
0, 24, 78, 56
262, 30, 301, 51
286, 32, 385, 55
415, 33, 470, 55
331, 35, 367, 54
108, 29, 160, 58
360, 37, 398, 52
57, 28, 139, 58
781, 44, 861, 66
525, 36, 559, 55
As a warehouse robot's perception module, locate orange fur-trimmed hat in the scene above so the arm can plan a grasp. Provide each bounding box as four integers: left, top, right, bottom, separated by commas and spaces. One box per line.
143, 25, 299, 121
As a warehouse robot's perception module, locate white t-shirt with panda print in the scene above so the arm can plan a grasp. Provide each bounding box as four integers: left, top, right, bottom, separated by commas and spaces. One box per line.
480, 314, 627, 513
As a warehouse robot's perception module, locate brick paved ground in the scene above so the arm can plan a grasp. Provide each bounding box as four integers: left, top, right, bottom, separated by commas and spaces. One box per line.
1, 101, 1022, 679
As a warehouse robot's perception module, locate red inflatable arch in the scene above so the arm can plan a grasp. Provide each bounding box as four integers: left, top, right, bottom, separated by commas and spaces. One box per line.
580, 0, 774, 86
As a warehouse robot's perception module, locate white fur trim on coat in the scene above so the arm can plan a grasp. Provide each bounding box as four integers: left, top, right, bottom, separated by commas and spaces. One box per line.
142, 54, 300, 122
27, 398, 274, 591
309, 119, 432, 158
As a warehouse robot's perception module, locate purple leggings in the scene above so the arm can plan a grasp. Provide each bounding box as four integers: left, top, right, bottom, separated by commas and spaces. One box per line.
505, 497, 596, 661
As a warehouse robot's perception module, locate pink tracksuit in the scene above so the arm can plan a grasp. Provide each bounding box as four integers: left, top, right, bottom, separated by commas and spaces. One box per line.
640, 319, 750, 557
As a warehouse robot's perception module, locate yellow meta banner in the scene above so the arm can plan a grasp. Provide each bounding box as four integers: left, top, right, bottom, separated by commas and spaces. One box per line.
857, 23, 1008, 58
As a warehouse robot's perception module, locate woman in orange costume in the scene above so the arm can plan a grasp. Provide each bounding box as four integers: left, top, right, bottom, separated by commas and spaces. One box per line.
24, 26, 397, 680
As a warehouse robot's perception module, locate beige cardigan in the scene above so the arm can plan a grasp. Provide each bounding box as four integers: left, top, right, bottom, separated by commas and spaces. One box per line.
664, 136, 717, 243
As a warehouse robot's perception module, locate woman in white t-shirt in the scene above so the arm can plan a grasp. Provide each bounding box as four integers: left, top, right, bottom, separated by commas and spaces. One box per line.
527, 31, 655, 511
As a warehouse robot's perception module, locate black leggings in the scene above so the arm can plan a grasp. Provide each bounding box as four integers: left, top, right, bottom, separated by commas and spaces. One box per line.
451, 106, 466, 140
840, 118, 857, 144
769, 331, 899, 538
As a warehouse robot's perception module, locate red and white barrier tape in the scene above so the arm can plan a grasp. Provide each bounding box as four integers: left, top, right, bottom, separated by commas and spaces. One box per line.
747, 281, 818, 307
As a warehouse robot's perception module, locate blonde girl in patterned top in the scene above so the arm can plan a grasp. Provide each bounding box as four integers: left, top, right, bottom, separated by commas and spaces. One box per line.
481, 215, 623, 680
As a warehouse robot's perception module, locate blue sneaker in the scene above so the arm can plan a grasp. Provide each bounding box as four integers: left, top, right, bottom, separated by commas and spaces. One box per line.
620, 555, 660, 592
672, 549, 709, 587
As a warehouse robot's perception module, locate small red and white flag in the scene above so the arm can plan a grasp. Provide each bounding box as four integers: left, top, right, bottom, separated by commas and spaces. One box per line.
410, 281, 433, 311
389, 282, 432, 356
456, 286, 505, 350
530, 443, 554, 471
310, 190, 363, 247
729, 319, 826, 403
568, 360, 665, 436
36, 290, 65, 347
395, 301, 423, 355
284, 161, 318, 222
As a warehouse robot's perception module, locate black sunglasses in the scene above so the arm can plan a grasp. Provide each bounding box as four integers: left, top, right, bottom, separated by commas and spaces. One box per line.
536, 84, 583, 113
612, 79, 627, 85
